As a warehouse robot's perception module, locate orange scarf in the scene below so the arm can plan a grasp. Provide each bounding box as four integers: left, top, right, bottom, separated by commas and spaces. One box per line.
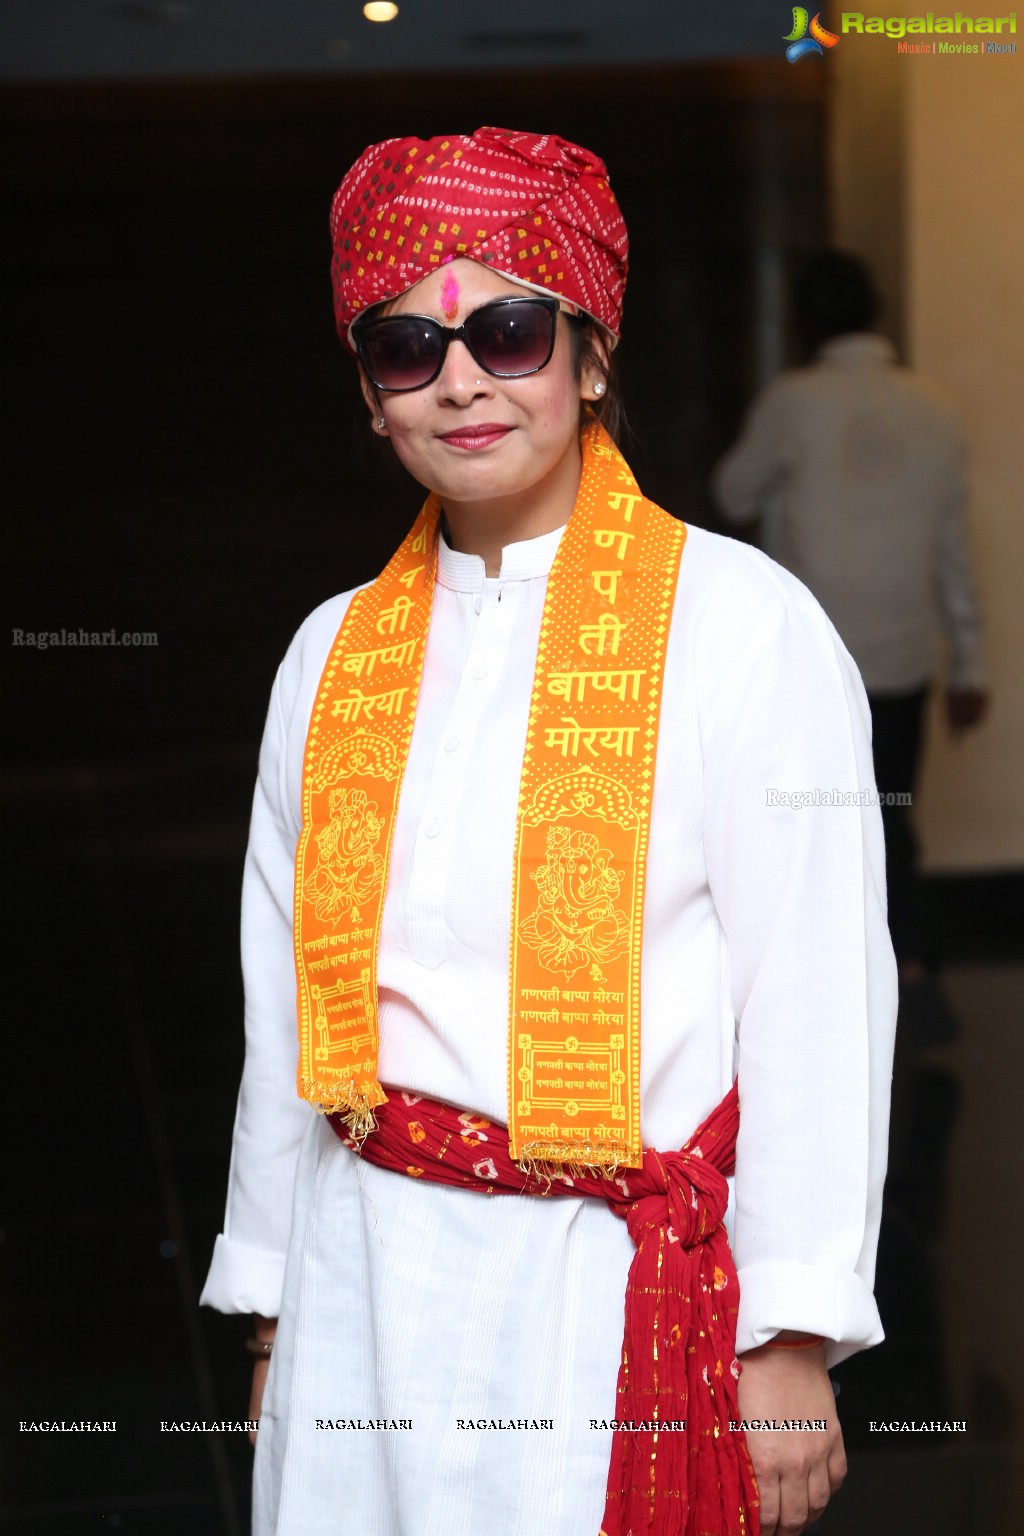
294, 424, 686, 1169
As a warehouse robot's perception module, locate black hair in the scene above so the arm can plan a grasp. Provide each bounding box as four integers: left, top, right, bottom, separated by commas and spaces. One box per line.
794, 251, 879, 341
568, 315, 625, 446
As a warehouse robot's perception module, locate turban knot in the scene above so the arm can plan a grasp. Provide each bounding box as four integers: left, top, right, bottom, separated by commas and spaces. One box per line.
329, 126, 628, 349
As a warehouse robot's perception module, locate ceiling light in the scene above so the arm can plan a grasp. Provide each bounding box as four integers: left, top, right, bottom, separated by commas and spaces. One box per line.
363, 1, 398, 20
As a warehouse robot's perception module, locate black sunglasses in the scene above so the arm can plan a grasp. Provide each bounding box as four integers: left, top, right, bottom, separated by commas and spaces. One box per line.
352, 295, 580, 394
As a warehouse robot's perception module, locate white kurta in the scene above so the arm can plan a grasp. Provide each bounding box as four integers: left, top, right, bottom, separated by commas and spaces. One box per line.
201, 520, 897, 1536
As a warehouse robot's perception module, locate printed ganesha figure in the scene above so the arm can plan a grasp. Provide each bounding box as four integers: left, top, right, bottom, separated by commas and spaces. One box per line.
304, 786, 385, 920
519, 827, 629, 975
519, 906, 629, 975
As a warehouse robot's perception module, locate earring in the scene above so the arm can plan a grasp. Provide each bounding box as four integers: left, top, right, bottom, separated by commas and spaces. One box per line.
593, 380, 606, 397
376, 415, 386, 432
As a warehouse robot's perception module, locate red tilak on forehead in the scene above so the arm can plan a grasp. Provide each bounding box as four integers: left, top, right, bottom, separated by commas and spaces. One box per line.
440, 272, 459, 321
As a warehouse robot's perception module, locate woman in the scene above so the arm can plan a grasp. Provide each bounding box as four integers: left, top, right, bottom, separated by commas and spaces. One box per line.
202, 128, 896, 1536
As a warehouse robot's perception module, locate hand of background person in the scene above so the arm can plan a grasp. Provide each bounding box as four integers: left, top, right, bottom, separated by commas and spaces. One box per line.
247, 1314, 278, 1447
946, 686, 989, 734
735, 1339, 845, 1536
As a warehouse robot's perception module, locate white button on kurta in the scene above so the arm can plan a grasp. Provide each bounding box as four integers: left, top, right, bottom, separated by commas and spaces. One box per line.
202, 520, 896, 1536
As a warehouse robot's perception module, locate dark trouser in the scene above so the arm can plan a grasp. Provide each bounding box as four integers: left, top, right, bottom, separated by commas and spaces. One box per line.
867, 686, 929, 967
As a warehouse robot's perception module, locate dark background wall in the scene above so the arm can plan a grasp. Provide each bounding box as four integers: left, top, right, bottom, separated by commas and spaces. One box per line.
4, 65, 826, 763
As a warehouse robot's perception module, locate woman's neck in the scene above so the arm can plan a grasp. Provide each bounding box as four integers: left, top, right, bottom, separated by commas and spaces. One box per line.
440, 445, 582, 577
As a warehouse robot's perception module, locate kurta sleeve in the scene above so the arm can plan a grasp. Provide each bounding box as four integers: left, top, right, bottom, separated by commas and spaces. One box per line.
711, 381, 794, 525
200, 658, 314, 1317
935, 426, 987, 690
698, 565, 897, 1367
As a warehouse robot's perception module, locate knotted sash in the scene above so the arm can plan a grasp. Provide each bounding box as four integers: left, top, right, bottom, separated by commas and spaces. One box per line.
294, 424, 686, 1169
329, 1084, 759, 1536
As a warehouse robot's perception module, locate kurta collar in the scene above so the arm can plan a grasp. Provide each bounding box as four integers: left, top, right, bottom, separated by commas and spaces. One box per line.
817, 333, 897, 368
437, 521, 566, 592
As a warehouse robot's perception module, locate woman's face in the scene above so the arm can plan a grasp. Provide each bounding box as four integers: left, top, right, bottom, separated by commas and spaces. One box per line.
359, 259, 606, 515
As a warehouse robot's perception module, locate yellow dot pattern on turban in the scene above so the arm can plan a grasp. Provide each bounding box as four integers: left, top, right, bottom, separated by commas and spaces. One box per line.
330, 125, 629, 350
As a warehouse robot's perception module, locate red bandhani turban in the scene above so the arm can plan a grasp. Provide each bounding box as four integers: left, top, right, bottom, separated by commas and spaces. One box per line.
329, 126, 628, 351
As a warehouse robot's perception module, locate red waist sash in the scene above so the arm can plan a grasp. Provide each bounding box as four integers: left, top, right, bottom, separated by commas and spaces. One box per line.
329, 1083, 759, 1536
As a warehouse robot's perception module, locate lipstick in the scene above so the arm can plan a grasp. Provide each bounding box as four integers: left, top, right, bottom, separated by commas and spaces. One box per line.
438, 425, 512, 451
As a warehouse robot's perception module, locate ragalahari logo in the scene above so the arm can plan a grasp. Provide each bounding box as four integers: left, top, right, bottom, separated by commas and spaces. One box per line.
785, 6, 842, 57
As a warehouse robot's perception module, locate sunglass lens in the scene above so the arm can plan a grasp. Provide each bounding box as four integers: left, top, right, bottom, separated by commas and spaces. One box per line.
468, 302, 555, 377
361, 317, 442, 390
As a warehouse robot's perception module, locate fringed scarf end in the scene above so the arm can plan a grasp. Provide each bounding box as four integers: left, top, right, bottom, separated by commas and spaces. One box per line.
302, 1076, 387, 1144
514, 1141, 631, 1182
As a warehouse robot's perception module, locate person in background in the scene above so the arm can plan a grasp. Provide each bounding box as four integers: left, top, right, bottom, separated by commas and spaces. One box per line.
713, 251, 988, 1037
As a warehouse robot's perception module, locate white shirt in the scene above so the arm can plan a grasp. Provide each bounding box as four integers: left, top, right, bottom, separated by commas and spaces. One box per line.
712, 334, 985, 694
201, 520, 896, 1536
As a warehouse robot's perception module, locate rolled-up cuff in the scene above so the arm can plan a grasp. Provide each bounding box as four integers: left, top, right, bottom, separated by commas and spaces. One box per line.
199, 1233, 287, 1318
735, 1261, 884, 1368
